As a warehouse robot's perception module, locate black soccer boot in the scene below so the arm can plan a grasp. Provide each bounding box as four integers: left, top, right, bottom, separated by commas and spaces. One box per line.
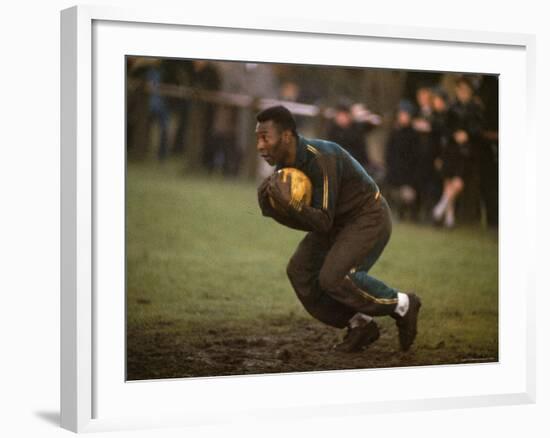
393, 293, 422, 351
334, 320, 380, 353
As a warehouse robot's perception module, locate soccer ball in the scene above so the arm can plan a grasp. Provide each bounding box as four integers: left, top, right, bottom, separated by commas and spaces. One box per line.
268, 168, 313, 215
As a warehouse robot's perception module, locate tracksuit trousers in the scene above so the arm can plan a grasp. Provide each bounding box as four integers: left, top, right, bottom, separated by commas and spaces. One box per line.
286, 195, 399, 328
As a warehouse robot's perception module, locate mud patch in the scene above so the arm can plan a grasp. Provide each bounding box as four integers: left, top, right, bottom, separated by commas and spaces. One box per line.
126, 317, 497, 381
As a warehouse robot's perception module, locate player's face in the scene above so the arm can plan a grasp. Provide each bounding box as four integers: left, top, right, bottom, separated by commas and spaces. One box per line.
255, 121, 288, 166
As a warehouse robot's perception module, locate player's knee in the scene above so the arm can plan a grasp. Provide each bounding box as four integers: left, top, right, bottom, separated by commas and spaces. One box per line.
318, 269, 342, 293
286, 258, 301, 282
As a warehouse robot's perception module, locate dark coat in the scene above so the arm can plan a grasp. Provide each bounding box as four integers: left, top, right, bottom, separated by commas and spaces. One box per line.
385, 126, 420, 188
326, 122, 371, 167
442, 100, 484, 178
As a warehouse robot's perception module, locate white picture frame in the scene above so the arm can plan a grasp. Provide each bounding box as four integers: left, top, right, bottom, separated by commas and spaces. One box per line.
60, 4, 536, 433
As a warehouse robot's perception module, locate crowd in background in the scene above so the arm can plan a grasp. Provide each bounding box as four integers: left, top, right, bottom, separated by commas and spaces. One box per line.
127, 57, 228, 169
126, 57, 498, 229
383, 75, 498, 229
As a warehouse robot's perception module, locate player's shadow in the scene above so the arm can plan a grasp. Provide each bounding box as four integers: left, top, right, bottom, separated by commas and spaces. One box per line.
34, 411, 60, 427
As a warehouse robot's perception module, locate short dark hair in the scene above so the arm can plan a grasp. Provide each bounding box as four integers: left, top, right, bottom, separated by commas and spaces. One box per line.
455, 75, 474, 89
256, 105, 298, 137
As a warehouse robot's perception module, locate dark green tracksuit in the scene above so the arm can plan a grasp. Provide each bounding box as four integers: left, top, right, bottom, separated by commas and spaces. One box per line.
258, 135, 399, 328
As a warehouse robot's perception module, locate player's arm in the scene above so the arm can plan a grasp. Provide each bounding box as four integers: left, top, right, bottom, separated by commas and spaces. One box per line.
272, 155, 339, 234
257, 176, 312, 232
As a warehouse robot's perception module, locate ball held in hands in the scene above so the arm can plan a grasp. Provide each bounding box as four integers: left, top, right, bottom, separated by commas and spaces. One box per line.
268, 168, 313, 215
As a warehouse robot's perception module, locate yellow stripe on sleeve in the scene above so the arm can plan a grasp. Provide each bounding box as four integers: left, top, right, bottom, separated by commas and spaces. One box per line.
307, 145, 328, 211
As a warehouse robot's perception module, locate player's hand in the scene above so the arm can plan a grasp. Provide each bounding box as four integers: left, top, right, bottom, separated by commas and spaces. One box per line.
257, 177, 274, 217
267, 173, 292, 208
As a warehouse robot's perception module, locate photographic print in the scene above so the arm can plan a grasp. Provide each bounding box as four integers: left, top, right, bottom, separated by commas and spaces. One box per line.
125, 56, 499, 381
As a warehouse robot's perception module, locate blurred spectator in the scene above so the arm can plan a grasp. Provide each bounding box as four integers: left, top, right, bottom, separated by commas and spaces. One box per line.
430, 86, 449, 191
147, 63, 170, 161
162, 59, 193, 155
126, 58, 168, 160
326, 101, 379, 171
478, 75, 499, 228
217, 61, 279, 179
411, 84, 442, 221
204, 62, 240, 177
211, 105, 241, 176
403, 72, 441, 102
327, 103, 367, 166
385, 100, 421, 221
279, 81, 301, 102
215, 62, 279, 176
433, 76, 484, 227
414, 84, 433, 122
146, 61, 170, 161
431, 86, 450, 145
191, 60, 221, 172
126, 57, 170, 161
126, 57, 147, 158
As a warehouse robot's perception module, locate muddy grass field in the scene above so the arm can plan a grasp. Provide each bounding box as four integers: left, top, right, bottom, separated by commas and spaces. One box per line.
126, 162, 498, 381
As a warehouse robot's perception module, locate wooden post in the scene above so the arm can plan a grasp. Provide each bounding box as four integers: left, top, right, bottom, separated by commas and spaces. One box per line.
128, 91, 151, 161
315, 106, 327, 138
183, 98, 206, 172
238, 99, 259, 180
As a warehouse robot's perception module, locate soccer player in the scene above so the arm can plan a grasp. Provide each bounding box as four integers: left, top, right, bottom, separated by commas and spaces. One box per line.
256, 105, 421, 352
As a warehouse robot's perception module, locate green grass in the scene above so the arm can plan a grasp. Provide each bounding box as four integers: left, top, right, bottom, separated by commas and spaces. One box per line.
126, 160, 498, 378
126, 162, 306, 331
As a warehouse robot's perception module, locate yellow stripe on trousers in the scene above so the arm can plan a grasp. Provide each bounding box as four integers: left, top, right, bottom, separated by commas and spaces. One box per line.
345, 274, 398, 305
